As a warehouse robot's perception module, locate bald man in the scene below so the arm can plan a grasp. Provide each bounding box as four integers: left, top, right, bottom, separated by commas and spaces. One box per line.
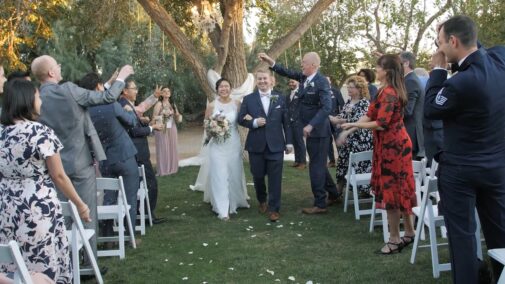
259, 52, 339, 214
32, 55, 133, 271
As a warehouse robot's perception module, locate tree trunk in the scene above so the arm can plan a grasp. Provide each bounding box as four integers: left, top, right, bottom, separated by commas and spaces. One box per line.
221, 1, 247, 89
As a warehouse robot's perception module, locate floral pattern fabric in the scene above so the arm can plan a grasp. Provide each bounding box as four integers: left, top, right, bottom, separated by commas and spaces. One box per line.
335, 99, 374, 193
0, 121, 71, 283
367, 87, 416, 213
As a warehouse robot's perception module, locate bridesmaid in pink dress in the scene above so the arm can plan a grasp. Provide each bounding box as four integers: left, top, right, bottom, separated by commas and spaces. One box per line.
152, 87, 179, 176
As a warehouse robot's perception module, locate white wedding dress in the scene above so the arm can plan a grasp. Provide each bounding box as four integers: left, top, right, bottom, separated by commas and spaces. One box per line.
197, 99, 250, 219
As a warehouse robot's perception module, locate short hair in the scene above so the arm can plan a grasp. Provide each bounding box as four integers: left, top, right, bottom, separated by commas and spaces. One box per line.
357, 68, 376, 83
215, 78, 232, 91
7, 70, 30, 81
0, 80, 38, 125
122, 79, 136, 95
78, 72, 102, 90
440, 15, 478, 48
346, 75, 370, 100
255, 68, 272, 77
399, 52, 416, 69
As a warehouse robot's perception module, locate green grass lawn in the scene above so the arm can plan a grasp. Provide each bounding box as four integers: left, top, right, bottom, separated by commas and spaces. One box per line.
96, 163, 452, 283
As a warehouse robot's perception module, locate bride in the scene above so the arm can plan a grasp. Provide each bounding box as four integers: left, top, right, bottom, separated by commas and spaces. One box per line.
201, 78, 250, 220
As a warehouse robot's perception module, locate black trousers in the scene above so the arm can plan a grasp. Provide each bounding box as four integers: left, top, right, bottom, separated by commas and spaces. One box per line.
306, 136, 339, 208
438, 164, 505, 283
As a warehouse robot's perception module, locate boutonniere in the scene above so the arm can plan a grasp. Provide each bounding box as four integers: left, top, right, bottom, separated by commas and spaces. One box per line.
309, 82, 315, 88
270, 95, 279, 103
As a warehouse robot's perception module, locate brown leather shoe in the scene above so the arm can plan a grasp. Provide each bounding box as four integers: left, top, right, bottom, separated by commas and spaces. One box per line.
269, 212, 280, 222
291, 162, 299, 167
295, 163, 306, 170
258, 202, 267, 214
302, 207, 328, 214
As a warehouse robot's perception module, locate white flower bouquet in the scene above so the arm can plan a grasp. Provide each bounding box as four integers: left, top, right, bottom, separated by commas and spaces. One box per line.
203, 110, 231, 145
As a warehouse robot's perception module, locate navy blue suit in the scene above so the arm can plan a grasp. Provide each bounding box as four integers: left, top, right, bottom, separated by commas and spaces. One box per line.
89, 102, 140, 229
271, 64, 339, 208
425, 47, 505, 283
118, 97, 159, 216
238, 90, 292, 213
286, 88, 306, 165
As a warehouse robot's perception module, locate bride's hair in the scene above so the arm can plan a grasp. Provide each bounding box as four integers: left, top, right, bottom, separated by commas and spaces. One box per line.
215, 78, 232, 92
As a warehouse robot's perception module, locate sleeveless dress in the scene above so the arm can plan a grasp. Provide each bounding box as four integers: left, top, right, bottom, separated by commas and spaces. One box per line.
0, 121, 72, 283
207, 99, 250, 219
367, 86, 416, 213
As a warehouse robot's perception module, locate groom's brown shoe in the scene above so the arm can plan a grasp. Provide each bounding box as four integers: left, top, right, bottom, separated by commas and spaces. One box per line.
269, 212, 280, 222
302, 207, 328, 214
258, 203, 267, 214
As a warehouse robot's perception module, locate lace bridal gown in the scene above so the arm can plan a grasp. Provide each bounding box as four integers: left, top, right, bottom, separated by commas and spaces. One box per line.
195, 99, 249, 220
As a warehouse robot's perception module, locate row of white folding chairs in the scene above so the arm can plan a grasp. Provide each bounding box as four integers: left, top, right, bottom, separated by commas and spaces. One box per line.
0, 241, 32, 284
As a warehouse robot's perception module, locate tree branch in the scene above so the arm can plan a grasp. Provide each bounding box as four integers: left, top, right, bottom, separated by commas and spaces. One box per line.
253, 0, 337, 71
213, 0, 235, 74
412, 0, 452, 55
137, 0, 214, 99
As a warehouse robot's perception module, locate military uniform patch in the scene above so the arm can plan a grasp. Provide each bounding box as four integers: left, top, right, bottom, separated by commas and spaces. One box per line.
435, 88, 448, 105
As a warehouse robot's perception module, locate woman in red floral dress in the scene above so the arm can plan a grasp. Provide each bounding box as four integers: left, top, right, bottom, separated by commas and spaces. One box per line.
342, 54, 416, 254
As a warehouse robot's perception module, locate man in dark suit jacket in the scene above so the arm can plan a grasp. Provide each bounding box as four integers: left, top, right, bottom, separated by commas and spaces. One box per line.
259, 52, 340, 214
238, 69, 293, 222
400, 51, 425, 159
118, 80, 164, 223
425, 15, 505, 283
327, 76, 345, 167
78, 72, 140, 236
286, 79, 306, 169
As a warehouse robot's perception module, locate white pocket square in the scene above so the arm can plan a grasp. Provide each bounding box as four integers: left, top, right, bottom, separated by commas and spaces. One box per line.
275, 105, 281, 109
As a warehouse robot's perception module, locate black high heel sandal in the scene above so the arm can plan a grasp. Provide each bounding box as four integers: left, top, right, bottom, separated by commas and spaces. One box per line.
375, 241, 404, 255
401, 235, 415, 247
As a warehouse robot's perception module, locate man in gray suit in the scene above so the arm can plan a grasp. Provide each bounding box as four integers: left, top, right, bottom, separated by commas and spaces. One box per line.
400, 51, 425, 159
31, 55, 133, 268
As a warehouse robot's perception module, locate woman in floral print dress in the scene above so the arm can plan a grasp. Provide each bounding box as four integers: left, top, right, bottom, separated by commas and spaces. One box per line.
342, 55, 416, 254
0, 80, 91, 283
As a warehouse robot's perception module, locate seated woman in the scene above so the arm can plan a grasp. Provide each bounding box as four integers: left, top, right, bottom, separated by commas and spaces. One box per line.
0, 80, 91, 283
330, 75, 373, 196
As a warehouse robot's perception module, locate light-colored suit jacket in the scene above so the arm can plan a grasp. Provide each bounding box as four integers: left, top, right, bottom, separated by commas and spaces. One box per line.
38, 80, 125, 176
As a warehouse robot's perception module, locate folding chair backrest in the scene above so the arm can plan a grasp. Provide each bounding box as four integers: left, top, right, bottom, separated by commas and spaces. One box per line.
412, 158, 427, 204
347, 150, 373, 175
0, 241, 33, 284
60, 201, 86, 239
96, 177, 128, 207
428, 159, 439, 178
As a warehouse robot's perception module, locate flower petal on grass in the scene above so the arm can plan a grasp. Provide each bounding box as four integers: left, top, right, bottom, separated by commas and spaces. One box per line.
297, 234, 302, 237
188, 263, 194, 266
188, 251, 193, 254
266, 269, 274, 275
228, 267, 234, 271
276, 224, 283, 228
203, 243, 208, 247
306, 281, 313, 284
179, 262, 184, 265
182, 277, 188, 280
288, 276, 295, 281
251, 235, 257, 238
164, 259, 168, 262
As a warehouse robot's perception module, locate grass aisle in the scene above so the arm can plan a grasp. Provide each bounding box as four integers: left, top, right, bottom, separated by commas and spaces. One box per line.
99, 163, 451, 283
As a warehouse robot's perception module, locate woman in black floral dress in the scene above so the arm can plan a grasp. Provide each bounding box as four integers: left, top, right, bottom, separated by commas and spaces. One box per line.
330, 76, 373, 195
0, 80, 91, 283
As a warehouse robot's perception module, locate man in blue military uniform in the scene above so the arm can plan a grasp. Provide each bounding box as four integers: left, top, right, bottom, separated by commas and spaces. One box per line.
425, 15, 505, 283
258, 52, 340, 213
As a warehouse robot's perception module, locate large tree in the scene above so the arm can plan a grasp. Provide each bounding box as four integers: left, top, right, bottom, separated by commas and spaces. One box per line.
137, 0, 336, 100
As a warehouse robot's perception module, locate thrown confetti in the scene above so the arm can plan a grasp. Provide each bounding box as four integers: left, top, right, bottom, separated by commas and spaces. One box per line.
228, 267, 234, 271
288, 276, 296, 281
297, 234, 302, 237
251, 235, 257, 238
266, 223, 271, 226
182, 277, 188, 280
290, 222, 295, 225
215, 242, 219, 246
248, 226, 253, 229
275, 279, 281, 282
276, 224, 283, 228
181, 213, 186, 216
266, 269, 275, 275
209, 260, 213, 263
164, 259, 168, 262
199, 257, 203, 260
188, 251, 193, 254
188, 263, 194, 266
306, 281, 313, 284
258, 274, 264, 277
179, 262, 184, 265
203, 243, 208, 247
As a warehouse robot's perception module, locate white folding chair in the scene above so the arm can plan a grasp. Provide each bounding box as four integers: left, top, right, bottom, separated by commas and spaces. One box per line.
488, 249, 505, 284
0, 241, 33, 284
96, 177, 136, 259
61, 201, 103, 284
343, 150, 373, 220
410, 177, 483, 278
369, 158, 426, 242
136, 165, 153, 235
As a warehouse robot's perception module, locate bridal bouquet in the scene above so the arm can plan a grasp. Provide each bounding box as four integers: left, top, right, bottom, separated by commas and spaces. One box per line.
203, 110, 231, 145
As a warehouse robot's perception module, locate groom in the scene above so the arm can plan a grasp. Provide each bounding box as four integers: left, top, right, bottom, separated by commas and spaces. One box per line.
239, 69, 293, 222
